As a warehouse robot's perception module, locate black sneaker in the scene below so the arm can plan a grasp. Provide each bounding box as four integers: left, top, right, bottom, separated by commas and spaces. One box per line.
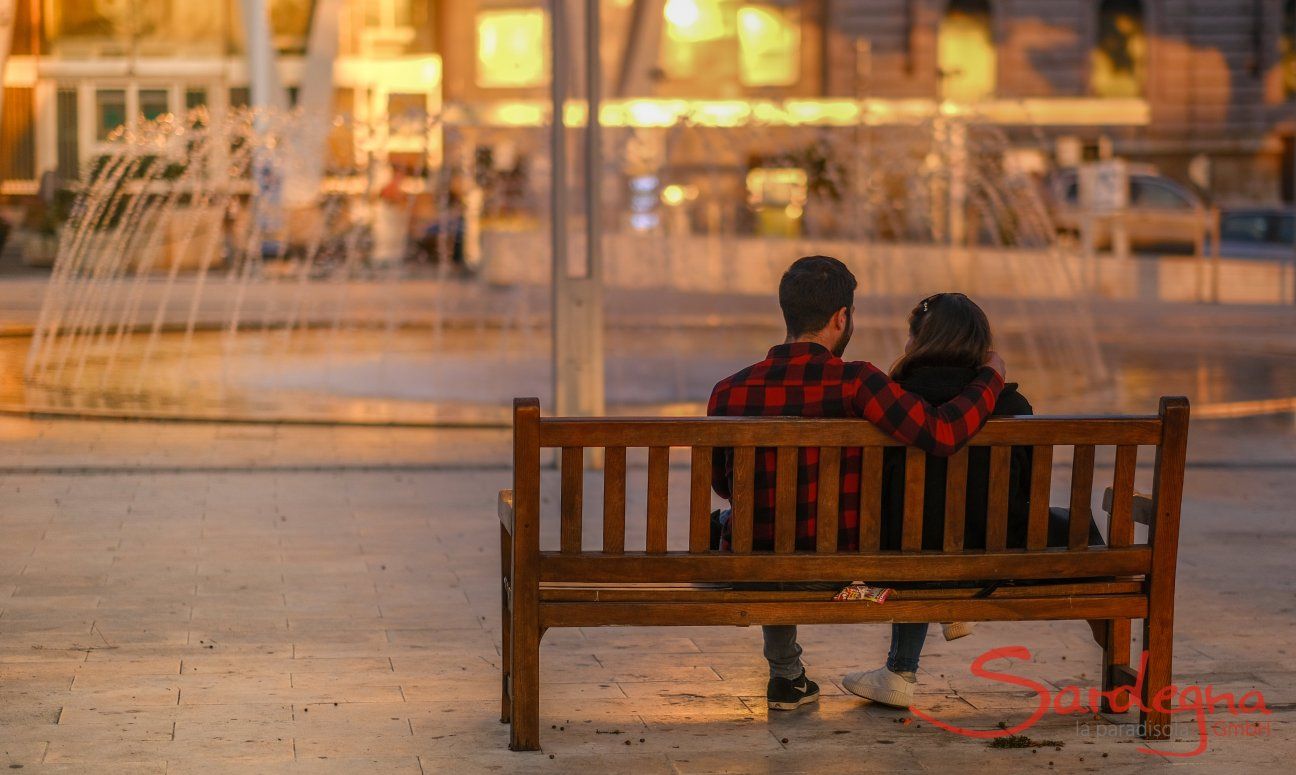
767, 671, 820, 711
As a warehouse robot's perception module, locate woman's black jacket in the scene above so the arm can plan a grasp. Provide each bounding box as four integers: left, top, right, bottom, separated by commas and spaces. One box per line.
880, 366, 1035, 551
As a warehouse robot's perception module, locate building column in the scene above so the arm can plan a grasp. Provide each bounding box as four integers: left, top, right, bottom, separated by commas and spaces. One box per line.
238, 0, 287, 112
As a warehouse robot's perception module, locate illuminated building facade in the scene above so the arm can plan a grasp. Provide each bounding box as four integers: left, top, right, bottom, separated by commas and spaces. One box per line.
0, 1, 442, 195
3, 1, 1296, 202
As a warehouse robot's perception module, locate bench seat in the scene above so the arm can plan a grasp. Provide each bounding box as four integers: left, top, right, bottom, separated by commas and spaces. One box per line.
498, 396, 1189, 751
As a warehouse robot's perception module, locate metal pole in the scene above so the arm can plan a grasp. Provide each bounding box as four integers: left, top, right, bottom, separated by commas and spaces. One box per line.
582, 0, 606, 458
588, 0, 601, 286
551, 0, 569, 415
586, 0, 602, 291
551, 0, 605, 420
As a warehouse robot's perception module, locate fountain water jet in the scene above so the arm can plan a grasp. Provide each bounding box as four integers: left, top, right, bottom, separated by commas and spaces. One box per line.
22, 106, 1108, 423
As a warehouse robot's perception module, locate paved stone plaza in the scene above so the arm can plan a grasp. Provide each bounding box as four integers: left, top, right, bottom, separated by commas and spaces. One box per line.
0, 413, 1291, 773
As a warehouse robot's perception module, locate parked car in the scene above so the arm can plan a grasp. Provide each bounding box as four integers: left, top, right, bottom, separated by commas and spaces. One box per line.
1047, 166, 1213, 254
1215, 208, 1296, 262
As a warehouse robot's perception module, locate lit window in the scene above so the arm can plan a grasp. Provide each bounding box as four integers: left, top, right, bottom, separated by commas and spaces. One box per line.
140, 89, 170, 122
96, 89, 127, 140
664, 0, 726, 43
746, 167, 807, 208
660, 0, 729, 80
737, 5, 800, 87
1092, 0, 1146, 98
938, 0, 996, 102
475, 9, 549, 89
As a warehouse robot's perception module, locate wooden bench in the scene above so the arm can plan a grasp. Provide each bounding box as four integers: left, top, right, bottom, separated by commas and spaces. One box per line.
498, 396, 1190, 751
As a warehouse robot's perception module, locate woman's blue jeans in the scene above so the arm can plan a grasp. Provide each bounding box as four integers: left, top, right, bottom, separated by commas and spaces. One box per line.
887, 623, 929, 673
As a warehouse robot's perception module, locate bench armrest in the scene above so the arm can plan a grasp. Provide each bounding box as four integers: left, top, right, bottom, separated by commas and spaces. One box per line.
499, 489, 515, 535
1102, 486, 1154, 526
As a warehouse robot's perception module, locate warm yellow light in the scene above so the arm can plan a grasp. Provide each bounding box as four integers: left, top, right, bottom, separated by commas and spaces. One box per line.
784, 100, 856, 125
624, 99, 685, 127
661, 184, 688, 207
664, 0, 700, 28
445, 98, 1150, 129
737, 5, 800, 87
938, 7, 996, 102
664, 0, 725, 42
421, 60, 441, 84
1091, 12, 1147, 99
692, 101, 751, 127
746, 167, 807, 208
476, 9, 549, 89
495, 103, 544, 126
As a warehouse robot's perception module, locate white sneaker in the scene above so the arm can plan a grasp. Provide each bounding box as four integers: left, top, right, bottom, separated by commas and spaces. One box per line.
842, 666, 917, 708
941, 622, 975, 641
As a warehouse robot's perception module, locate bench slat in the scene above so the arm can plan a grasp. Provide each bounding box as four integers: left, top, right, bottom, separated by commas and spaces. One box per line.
1027, 445, 1053, 549
986, 446, 1012, 551
902, 448, 925, 552
859, 447, 884, 551
1108, 445, 1138, 548
775, 447, 798, 553
1070, 444, 1096, 550
539, 595, 1149, 628
689, 447, 712, 554
602, 447, 626, 554
538, 417, 1162, 447
647, 447, 669, 553
943, 448, 968, 551
816, 447, 841, 553
540, 579, 1144, 602
561, 447, 583, 554
538, 546, 1152, 583
731, 447, 755, 554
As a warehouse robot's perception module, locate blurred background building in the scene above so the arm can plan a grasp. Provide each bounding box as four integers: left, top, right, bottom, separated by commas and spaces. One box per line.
1, 1, 1295, 212
3, 1, 1294, 424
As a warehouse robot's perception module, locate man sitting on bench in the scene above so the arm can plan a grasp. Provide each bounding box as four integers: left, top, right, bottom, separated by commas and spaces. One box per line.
707, 255, 1008, 711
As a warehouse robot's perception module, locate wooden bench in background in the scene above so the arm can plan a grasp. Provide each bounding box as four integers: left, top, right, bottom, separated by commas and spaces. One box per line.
498, 396, 1190, 751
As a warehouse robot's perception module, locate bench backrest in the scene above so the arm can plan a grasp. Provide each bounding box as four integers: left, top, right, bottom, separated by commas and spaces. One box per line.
511, 396, 1189, 585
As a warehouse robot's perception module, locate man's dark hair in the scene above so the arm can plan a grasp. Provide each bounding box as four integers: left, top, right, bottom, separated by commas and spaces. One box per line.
778, 255, 857, 338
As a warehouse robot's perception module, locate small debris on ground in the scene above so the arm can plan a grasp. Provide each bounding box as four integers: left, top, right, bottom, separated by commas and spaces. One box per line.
988, 735, 1065, 749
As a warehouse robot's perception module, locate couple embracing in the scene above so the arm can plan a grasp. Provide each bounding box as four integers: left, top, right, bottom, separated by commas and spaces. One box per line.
707, 255, 1060, 712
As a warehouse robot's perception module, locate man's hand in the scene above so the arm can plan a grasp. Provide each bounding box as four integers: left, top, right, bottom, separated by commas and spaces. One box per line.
984, 350, 1006, 380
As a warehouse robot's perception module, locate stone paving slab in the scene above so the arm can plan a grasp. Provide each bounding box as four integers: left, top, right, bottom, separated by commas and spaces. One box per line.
0, 416, 1292, 772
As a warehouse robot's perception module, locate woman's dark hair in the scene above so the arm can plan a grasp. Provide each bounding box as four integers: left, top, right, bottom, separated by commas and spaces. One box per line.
779, 255, 857, 338
890, 293, 992, 381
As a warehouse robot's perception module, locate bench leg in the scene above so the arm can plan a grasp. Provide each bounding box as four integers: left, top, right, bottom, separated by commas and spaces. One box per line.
499, 524, 512, 725
1100, 618, 1131, 714
508, 622, 541, 751
1140, 609, 1174, 741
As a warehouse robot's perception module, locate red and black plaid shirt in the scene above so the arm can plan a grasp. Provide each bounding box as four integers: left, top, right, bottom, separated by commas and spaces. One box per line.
707, 342, 1004, 551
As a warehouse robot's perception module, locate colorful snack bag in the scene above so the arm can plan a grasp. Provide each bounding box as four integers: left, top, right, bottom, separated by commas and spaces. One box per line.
832, 582, 892, 603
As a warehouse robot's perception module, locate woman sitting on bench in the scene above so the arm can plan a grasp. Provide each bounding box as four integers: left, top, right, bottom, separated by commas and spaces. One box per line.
843, 292, 1104, 709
